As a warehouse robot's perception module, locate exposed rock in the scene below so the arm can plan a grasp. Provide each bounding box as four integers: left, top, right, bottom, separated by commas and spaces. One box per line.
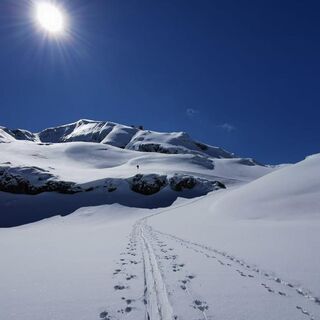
237, 158, 264, 167
136, 143, 177, 154
169, 175, 197, 191
128, 174, 168, 195
107, 186, 117, 192
169, 174, 226, 192
0, 166, 225, 197
212, 181, 227, 189
194, 142, 208, 151
190, 156, 214, 170
0, 166, 80, 195
128, 173, 226, 195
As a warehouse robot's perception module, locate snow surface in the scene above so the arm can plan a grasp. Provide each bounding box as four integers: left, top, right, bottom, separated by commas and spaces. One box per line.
0, 152, 319, 319
0, 140, 271, 185
0, 128, 15, 143
0, 138, 272, 226
0, 120, 318, 319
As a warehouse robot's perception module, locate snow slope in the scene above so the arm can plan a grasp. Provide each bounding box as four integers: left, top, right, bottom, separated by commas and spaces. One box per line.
1, 121, 318, 320
209, 153, 320, 220
1, 150, 320, 320
0, 136, 273, 227
148, 153, 320, 310
0, 127, 15, 143
0, 140, 271, 185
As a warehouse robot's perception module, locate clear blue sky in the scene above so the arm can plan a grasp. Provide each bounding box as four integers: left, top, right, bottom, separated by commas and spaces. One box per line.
0, 0, 319, 164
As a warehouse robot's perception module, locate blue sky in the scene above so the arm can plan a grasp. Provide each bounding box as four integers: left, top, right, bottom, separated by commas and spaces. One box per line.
0, 0, 319, 164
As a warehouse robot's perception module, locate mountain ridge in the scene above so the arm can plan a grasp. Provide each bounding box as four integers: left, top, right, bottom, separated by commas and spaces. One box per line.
0, 119, 235, 159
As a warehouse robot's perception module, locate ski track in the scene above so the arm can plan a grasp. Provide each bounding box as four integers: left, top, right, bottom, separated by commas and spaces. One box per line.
143, 222, 211, 320
149, 226, 320, 320
100, 198, 320, 320
139, 220, 175, 320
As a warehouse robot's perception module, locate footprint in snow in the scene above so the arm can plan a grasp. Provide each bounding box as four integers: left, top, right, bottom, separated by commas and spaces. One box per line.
114, 285, 127, 291
296, 306, 310, 316
192, 300, 209, 312
113, 269, 121, 275
172, 263, 185, 272
99, 311, 111, 319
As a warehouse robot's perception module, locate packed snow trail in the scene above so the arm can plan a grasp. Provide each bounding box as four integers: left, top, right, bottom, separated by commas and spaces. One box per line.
101, 198, 320, 320
151, 227, 320, 308
147, 225, 320, 320
138, 220, 175, 320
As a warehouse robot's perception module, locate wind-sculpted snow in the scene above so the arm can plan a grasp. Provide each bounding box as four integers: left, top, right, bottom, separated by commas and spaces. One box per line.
210, 153, 320, 220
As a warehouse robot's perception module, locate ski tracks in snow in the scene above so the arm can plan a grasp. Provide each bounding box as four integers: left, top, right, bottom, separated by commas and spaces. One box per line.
150, 227, 320, 320
100, 216, 212, 320
139, 220, 175, 320
100, 199, 320, 320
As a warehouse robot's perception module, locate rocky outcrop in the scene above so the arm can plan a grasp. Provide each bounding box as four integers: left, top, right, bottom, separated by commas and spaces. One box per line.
128, 174, 168, 195
128, 173, 226, 195
169, 174, 226, 192
136, 143, 176, 154
0, 166, 226, 197
169, 175, 197, 191
0, 166, 81, 195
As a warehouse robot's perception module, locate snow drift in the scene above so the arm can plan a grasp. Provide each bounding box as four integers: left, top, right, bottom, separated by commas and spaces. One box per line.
210, 153, 320, 220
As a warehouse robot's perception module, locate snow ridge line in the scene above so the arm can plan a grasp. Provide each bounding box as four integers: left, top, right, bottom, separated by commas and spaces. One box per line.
138, 221, 175, 320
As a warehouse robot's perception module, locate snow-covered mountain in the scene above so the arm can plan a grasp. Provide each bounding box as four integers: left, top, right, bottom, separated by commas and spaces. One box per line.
1, 119, 234, 158
0, 119, 272, 226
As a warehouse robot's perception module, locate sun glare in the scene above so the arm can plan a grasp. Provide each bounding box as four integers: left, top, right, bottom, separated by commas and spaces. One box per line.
36, 2, 65, 34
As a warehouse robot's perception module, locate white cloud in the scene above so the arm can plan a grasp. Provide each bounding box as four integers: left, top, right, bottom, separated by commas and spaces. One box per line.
186, 108, 199, 118
218, 123, 236, 132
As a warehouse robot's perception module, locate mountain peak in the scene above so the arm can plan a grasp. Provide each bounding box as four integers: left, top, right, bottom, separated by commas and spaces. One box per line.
1, 119, 235, 159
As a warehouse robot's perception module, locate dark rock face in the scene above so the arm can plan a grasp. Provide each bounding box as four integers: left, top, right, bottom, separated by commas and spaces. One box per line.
169, 175, 197, 191
136, 143, 177, 154
194, 142, 208, 151
0, 166, 80, 195
213, 181, 227, 189
169, 174, 226, 192
43, 181, 81, 194
237, 158, 263, 167
128, 173, 226, 195
0, 166, 226, 197
128, 174, 168, 195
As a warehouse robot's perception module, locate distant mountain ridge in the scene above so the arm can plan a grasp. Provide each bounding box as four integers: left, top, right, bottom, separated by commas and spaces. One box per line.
0, 119, 235, 159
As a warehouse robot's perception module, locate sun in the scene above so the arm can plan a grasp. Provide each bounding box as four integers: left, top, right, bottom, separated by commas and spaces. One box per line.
35, 2, 65, 34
